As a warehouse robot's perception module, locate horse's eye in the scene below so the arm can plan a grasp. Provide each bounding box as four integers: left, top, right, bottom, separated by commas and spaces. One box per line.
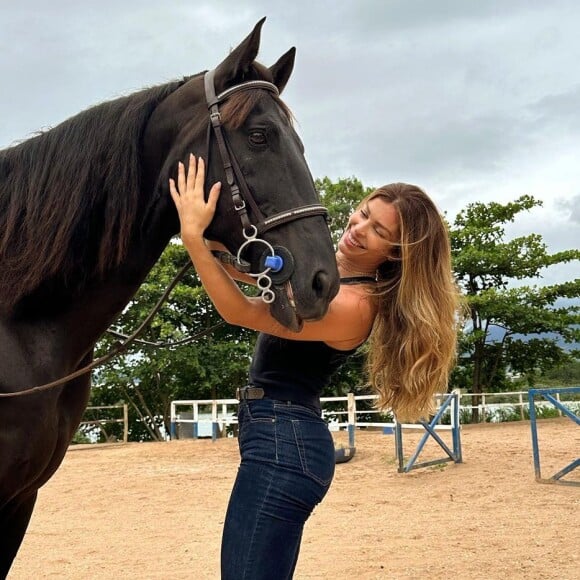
249, 131, 267, 147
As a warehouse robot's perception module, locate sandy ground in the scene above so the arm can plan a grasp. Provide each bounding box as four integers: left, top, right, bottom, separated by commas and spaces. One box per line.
9, 419, 579, 580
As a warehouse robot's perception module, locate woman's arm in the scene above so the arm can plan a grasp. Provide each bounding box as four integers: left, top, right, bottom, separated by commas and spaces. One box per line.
169, 155, 374, 348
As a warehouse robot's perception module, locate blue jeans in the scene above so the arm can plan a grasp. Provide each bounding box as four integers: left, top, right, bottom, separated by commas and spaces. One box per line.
221, 399, 336, 580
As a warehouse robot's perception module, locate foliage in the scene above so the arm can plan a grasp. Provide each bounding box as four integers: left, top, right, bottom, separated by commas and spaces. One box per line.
539, 358, 580, 385
449, 194, 580, 419
71, 431, 92, 445
524, 402, 580, 420
315, 176, 374, 246
90, 242, 255, 441
83, 178, 580, 439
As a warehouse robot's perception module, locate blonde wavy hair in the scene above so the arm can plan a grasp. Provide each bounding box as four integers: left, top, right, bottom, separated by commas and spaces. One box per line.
364, 184, 462, 422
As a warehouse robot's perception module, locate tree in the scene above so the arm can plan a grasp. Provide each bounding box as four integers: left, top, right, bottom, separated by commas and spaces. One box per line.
541, 358, 580, 385
90, 242, 256, 441
450, 195, 580, 420
315, 176, 374, 246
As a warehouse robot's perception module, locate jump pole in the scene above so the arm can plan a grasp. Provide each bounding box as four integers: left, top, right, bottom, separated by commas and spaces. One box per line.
528, 386, 580, 486
395, 390, 463, 473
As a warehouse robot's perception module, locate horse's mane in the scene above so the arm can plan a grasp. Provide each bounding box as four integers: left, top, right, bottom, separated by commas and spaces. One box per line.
0, 65, 292, 313
0, 75, 192, 311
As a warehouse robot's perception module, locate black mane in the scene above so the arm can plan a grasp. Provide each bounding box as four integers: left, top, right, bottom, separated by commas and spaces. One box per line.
0, 76, 191, 311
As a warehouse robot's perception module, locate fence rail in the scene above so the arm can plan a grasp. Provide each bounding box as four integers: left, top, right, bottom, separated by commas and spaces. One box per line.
76, 404, 129, 444
458, 389, 580, 421
169, 388, 580, 441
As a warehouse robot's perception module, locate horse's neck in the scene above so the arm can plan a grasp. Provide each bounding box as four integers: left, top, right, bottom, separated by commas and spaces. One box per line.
70, 230, 177, 357
65, 276, 149, 354
16, 226, 174, 370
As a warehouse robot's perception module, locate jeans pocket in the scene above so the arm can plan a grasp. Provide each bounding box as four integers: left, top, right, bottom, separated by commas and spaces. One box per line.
290, 419, 336, 488
238, 402, 277, 459
243, 400, 277, 422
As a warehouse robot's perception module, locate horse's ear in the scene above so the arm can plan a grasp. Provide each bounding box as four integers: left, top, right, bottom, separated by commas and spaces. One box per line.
269, 47, 296, 94
212, 17, 266, 93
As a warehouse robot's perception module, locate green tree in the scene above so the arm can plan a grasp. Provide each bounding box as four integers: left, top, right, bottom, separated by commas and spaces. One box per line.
540, 358, 580, 385
450, 195, 580, 420
315, 176, 374, 246
90, 242, 256, 441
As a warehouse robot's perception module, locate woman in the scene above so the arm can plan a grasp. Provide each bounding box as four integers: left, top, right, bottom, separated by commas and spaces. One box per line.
170, 155, 460, 579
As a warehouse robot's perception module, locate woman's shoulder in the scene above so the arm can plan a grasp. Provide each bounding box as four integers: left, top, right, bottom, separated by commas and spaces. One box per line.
322, 284, 376, 350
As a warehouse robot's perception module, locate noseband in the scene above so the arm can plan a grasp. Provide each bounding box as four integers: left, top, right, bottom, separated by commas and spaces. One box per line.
204, 69, 328, 302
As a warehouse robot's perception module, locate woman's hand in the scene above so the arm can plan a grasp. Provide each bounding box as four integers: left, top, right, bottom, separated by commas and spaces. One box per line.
169, 154, 221, 243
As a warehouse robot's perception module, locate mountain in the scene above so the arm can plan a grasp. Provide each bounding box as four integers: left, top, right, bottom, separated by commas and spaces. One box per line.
486, 325, 579, 353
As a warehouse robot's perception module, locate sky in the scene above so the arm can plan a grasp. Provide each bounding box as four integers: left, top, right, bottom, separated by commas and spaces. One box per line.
1, 0, 578, 287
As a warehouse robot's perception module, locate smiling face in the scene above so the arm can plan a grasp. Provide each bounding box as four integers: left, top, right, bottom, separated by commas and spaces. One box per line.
337, 197, 400, 273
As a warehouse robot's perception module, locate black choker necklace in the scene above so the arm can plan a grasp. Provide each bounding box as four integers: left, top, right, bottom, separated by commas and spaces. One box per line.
340, 276, 376, 285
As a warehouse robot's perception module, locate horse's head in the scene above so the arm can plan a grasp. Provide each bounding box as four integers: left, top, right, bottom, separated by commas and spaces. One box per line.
144, 19, 339, 331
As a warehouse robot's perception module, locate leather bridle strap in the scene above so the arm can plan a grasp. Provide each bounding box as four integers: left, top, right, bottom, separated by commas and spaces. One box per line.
258, 204, 329, 234
203, 69, 328, 238
204, 70, 271, 233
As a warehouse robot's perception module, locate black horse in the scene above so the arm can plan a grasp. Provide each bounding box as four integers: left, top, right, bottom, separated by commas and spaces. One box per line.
0, 19, 339, 576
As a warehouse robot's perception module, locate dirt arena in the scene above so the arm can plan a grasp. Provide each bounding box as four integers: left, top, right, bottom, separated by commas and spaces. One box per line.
9, 419, 579, 580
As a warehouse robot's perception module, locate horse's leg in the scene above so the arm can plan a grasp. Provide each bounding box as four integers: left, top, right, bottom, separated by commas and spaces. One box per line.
0, 492, 38, 579
0, 335, 92, 578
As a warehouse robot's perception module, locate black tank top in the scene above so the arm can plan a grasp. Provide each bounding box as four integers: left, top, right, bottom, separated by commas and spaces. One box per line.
248, 277, 374, 409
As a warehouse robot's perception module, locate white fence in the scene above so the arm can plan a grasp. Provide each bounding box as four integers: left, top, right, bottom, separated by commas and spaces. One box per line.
459, 389, 580, 421
76, 404, 129, 443
170, 388, 580, 440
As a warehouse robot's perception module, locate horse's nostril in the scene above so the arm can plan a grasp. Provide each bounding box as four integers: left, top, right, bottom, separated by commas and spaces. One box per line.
313, 271, 331, 299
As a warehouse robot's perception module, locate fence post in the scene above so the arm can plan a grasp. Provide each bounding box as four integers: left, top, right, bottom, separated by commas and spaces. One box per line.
347, 392, 356, 448
211, 400, 219, 442
192, 403, 199, 439
451, 391, 463, 463
123, 403, 129, 443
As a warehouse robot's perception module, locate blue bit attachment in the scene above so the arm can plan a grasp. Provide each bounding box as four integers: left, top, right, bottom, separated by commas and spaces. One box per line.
264, 255, 284, 272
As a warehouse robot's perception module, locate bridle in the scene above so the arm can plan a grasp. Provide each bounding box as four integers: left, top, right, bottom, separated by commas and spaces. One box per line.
0, 70, 330, 398
203, 68, 328, 302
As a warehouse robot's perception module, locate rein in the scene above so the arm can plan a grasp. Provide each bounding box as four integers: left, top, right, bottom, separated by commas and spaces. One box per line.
105, 320, 225, 349
0, 263, 196, 399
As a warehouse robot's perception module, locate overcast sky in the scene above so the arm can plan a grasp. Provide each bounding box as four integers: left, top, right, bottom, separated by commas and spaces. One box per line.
1, 0, 578, 286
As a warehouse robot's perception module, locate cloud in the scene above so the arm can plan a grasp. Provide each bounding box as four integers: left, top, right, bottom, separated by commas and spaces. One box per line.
559, 194, 580, 225
530, 85, 580, 134
1, 0, 579, 282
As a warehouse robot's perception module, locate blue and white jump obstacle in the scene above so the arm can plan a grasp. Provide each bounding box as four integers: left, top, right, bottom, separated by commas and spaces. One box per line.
170, 398, 238, 441
528, 386, 580, 487
320, 391, 462, 472
394, 390, 463, 473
